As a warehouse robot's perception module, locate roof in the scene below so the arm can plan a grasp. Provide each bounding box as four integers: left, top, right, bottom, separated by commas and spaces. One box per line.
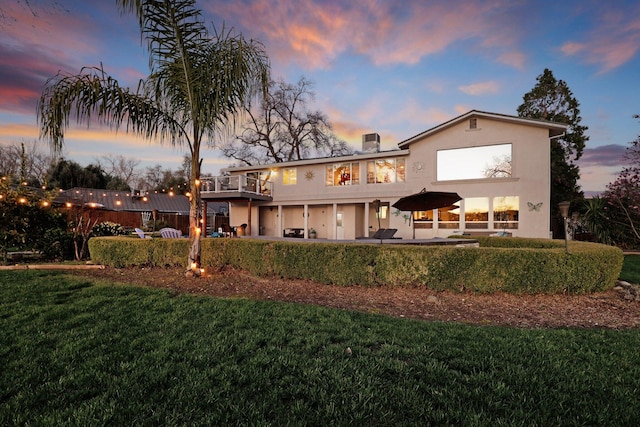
221, 149, 409, 173
397, 110, 568, 149
221, 110, 567, 173
54, 187, 191, 214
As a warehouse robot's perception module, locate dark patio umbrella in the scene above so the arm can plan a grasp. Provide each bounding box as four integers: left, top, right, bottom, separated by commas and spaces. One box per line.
392, 188, 462, 238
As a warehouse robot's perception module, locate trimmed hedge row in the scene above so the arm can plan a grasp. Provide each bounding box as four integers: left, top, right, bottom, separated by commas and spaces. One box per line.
88, 236, 624, 294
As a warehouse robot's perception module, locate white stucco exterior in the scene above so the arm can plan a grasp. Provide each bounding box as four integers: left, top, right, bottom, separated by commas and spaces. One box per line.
216, 110, 567, 240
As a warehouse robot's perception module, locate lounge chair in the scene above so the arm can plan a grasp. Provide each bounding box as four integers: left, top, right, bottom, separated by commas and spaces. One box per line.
135, 228, 152, 239
356, 228, 387, 239
159, 227, 182, 238
380, 228, 399, 239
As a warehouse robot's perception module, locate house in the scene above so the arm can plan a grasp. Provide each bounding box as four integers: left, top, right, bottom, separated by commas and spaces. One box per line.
201, 110, 567, 240
54, 188, 229, 235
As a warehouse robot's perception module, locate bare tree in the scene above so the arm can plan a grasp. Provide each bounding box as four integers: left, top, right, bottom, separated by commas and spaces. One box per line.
96, 154, 140, 189
222, 77, 352, 165
0, 140, 52, 185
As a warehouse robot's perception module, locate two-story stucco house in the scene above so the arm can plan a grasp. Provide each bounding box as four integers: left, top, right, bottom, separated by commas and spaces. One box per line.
201, 110, 567, 240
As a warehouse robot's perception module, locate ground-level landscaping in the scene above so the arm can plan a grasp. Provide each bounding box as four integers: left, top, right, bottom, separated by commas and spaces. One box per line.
2, 269, 639, 425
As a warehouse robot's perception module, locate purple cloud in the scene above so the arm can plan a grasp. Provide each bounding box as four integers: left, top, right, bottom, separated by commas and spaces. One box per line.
577, 144, 628, 167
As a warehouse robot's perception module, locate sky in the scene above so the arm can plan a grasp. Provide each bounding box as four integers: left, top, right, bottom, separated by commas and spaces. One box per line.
1, 0, 638, 194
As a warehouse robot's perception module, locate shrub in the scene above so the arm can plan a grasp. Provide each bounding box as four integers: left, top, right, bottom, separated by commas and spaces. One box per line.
92, 221, 126, 237
88, 237, 624, 294
39, 227, 75, 261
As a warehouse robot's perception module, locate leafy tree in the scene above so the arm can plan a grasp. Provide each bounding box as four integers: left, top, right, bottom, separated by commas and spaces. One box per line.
38, 0, 269, 275
222, 77, 352, 165
46, 159, 111, 189
601, 115, 640, 248
517, 68, 589, 236
0, 177, 62, 264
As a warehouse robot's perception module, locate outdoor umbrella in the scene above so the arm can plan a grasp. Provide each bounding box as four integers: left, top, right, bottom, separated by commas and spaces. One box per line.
392, 188, 462, 238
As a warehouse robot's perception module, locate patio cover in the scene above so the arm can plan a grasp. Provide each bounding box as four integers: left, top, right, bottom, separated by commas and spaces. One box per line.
392, 189, 462, 238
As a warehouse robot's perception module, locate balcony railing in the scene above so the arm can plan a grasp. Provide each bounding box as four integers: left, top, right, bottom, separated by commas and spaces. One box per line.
201, 176, 272, 197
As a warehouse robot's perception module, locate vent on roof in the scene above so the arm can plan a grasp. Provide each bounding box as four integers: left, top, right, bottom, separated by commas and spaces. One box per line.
362, 133, 380, 153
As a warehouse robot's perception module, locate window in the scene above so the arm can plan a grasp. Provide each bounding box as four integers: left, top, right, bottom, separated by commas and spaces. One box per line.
326, 162, 360, 186
493, 196, 519, 229
437, 144, 512, 181
413, 209, 434, 228
464, 197, 489, 229
366, 159, 405, 184
437, 204, 460, 229
469, 118, 477, 129
283, 168, 297, 185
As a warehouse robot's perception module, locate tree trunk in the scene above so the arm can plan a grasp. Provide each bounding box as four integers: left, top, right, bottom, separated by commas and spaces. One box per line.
187, 154, 202, 276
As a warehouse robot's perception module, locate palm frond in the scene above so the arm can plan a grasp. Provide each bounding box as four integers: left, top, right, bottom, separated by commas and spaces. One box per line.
37, 65, 186, 153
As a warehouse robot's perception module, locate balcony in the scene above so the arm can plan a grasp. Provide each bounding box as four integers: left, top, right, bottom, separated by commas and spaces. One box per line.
200, 176, 273, 201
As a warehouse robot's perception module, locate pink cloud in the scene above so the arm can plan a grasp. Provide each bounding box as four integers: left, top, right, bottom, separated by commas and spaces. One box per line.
209, 0, 525, 70
497, 51, 526, 70
560, 7, 640, 73
458, 81, 500, 96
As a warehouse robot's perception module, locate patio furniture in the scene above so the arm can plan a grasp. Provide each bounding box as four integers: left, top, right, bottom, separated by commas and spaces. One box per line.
135, 228, 152, 239
380, 228, 399, 239
357, 228, 387, 239
159, 227, 182, 238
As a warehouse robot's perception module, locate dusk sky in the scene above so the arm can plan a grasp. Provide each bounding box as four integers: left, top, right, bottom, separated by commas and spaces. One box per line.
1, 0, 638, 193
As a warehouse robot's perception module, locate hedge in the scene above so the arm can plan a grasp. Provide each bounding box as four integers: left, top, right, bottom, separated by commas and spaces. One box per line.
88, 236, 624, 294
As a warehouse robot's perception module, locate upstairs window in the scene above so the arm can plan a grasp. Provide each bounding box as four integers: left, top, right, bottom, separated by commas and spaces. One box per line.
437, 144, 512, 181
283, 168, 297, 185
366, 159, 405, 184
326, 162, 360, 186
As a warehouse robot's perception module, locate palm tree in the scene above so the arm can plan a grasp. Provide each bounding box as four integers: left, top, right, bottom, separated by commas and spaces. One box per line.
38, 0, 269, 275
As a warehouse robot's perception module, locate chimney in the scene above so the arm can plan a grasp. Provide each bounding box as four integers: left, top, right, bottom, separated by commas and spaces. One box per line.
362, 133, 380, 153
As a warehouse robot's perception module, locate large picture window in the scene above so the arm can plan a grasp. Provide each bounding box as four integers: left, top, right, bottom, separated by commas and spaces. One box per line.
366, 159, 405, 184
437, 144, 512, 181
493, 196, 519, 229
283, 168, 297, 185
326, 162, 359, 186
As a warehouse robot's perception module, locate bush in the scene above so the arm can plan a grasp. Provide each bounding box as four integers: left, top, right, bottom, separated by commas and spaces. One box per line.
92, 221, 126, 237
89, 237, 624, 294
89, 236, 189, 268
39, 227, 75, 261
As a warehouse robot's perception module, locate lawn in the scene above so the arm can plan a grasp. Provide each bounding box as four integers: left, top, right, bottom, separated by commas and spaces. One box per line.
1, 270, 639, 426
621, 254, 640, 284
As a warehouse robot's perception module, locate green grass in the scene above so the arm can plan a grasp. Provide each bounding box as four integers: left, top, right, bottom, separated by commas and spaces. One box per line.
621, 254, 640, 284
1, 271, 639, 426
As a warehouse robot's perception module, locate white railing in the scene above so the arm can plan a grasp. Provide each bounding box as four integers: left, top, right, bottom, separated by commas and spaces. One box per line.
201, 176, 272, 196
